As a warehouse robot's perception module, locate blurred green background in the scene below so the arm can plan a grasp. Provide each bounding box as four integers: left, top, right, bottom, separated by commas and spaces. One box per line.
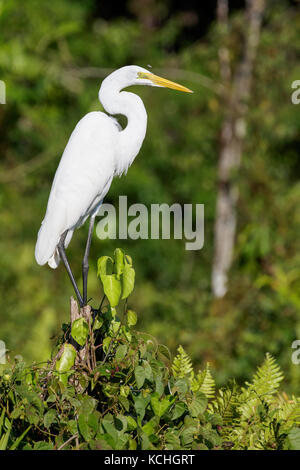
0, 0, 299, 392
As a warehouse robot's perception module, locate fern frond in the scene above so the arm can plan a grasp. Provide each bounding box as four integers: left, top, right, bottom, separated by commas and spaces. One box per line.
208, 384, 239, 426
239, 353, 284, 420
273, 394, 300, 428
171, 345, 193, 379
191, 363, 215, 399
249, 353, 284, 397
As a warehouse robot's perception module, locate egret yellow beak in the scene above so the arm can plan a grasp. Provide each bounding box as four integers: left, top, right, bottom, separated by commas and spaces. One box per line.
138, 72, 193, 93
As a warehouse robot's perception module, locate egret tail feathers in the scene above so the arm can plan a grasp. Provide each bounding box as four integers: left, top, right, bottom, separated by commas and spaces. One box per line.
35, 217, 74, 269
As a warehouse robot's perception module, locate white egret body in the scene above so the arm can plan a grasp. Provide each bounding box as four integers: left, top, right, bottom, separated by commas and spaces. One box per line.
35, 65, 192, 305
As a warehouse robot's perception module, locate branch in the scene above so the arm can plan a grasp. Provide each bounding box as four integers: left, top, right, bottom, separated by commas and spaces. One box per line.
57, 434, 78, 450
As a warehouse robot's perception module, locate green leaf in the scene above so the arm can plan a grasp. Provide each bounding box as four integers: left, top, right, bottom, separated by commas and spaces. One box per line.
172, 401, 187, 420
55, 344, 76, 373
172, 378, 189, 399
122, 326, 132, 342
10, 407, 22, 420
0, 422, 11, 450
43, 409, 57, 429
141, 432, 152, 450
181, 425, 198, 446
0, 408, 5, 435
134, 395, 151, 421
120, 385, 130, 398
67, 420, 78, 435
150, 393, 175, 418
78, 413, 97, 441
115, 414, 127, 433
78, 396, 97, 415
155, 377, 164, 397
115, 344, 127, 361
93, 316, 103, 330
142, 416, 159, 436
165, 430, 181, 450
10, 425, 31, 450
102, 275, 122, 307
114, 248, 124, 278
194, 443, 209, 450
129, 438, 137, 450
143, 361, 153, 382
109, 320, 121, 336
134, 365, 146, 389
126, 416, 137, 431
97, 256, 114, 278
103, 337, 112, 353
121, 257, 135, 299
119, 396, 130, 412
200, 426, 222, 447
71, 318, 89, 346
188, 392, 208, 417
127, 309, 137, 327
103, 383, 119, 398
87, 413, 99, 434
287, 427, 300, 450
158, 344, 171, 361
97, 256, 122, 307
33, 441, 54, 450
101, 416, 118, 446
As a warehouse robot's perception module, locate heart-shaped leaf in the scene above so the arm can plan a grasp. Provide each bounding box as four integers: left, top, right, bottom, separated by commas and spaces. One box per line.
97, 256, 122, 307
55, 344, 76, 373
134, 365, 146, 389
71, 318, 89, 346
121, 256, 135, 299
150, 393, 175, 418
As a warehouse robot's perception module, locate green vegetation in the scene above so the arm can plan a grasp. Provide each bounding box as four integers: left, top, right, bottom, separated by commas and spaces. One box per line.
0, 249, 299, 450
0, 0, 299, 431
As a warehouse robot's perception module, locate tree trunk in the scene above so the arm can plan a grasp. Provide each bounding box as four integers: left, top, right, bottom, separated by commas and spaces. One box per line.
212, 0, 266, 298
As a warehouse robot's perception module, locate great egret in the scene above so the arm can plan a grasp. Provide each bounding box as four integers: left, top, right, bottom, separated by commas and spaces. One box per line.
35, 65, 192, 307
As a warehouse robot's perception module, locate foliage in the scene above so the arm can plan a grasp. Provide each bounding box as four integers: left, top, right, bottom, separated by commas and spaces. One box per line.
0, 0, 300, 397
0, 249, 299, 451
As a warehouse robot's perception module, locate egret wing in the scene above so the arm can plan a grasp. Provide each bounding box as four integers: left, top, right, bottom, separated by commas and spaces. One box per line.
35, 112, 119, 266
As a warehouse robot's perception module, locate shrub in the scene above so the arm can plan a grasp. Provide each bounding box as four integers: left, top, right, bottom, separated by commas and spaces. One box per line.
0, 249, 299, 450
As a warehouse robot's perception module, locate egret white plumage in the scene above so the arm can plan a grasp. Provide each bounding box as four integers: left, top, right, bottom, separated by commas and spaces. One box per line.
35, 65, 192, 307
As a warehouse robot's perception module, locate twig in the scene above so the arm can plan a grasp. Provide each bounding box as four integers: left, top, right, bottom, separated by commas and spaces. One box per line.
57, 434, 78, 450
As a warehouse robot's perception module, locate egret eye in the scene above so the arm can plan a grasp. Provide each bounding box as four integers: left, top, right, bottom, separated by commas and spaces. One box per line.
137, 72, 149, 79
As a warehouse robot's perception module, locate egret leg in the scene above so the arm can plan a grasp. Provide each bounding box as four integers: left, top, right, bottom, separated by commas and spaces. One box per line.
58, 231, 84, 307
82, 215, 96, 306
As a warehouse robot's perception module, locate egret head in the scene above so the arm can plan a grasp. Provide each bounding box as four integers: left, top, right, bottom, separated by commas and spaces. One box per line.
105, 65, 193, 94
135, 67, 193, 93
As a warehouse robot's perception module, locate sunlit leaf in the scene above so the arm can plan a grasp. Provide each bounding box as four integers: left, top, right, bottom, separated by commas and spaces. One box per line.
71, 318, 89, 346
55, 344, 76, 373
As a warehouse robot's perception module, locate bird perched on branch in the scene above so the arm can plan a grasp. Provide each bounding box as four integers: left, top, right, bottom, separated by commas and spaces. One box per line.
35, 65, 192, 307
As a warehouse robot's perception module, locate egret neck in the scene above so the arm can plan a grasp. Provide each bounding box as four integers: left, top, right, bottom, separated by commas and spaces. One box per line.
99, 82, 147, 176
